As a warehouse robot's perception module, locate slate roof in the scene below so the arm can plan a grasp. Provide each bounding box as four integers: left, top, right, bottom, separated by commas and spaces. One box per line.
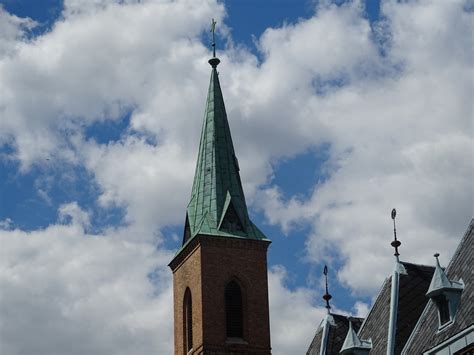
179, 57, 268, 253
357, 261, 434, 354
402, 219, 474, 354
306, 314, 363, 355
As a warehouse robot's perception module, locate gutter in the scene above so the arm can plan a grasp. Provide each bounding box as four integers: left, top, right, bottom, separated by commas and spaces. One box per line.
387, 262, 406, 355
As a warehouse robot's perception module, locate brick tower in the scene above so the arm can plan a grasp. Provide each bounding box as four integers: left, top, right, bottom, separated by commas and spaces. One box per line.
168, 51, 272, 354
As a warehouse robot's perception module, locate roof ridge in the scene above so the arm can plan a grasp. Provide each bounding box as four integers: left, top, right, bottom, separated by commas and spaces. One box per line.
400, 260, 436, 269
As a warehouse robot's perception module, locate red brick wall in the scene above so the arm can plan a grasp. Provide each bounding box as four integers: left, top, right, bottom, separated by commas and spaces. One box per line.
170, 236, 271, 355
171, 240, 204, 355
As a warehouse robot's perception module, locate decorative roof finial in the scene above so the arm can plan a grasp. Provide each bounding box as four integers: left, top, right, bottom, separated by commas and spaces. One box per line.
391, 208, 401, 262
208, 18, 220, 68
434, 253, 440, 266
322, 265, 332, 312
210, 18, 217, 57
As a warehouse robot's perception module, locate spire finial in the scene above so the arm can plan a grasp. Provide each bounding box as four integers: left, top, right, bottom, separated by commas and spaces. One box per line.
210, 18, 217, 57
322, 265, 332, 312
208, 18, 220, 68
390, 208, 401, 262
434, 253, 441, 266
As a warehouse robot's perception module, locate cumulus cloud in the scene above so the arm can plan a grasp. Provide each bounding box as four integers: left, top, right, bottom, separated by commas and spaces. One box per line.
0, 6, 36, 56
0, 0, 225, 169
268, 265, 326, 355
253, 0, 473, 294
80, 136, 196, 237
0, 204, 174, 355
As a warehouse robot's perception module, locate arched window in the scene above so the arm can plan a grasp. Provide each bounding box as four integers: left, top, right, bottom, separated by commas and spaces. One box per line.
183, 288, 193, 352
225, 280, 243, 338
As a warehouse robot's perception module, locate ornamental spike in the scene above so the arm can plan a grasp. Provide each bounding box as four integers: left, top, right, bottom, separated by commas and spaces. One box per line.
322, 265, 332, 312
390, 208, 401, 262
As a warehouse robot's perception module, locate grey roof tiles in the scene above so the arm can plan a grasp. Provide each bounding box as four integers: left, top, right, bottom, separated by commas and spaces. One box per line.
402, 219, 473, 354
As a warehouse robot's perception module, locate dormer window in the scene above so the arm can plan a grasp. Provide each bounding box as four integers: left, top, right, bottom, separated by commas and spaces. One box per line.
426, 253, 464, 330
340, 319, 372, 354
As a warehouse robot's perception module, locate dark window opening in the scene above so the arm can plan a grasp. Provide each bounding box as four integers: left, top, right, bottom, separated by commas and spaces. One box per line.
454, 343, 474, 354
184, 288, 193, 352
225, 280, 243, 338
221, 202, 244, 233
183, 215, 191, 245
434, 295, 451, 326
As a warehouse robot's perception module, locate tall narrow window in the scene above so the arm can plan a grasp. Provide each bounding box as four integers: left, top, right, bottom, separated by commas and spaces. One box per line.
183, 288, 193, 352
225, 280, 243, 338
434, 295, 451, 326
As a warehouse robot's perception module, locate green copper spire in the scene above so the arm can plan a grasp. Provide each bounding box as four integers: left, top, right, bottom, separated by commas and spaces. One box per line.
181, 55, 268, 246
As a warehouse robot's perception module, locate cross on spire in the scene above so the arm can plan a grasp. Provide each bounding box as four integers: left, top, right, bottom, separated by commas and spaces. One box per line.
322, 265, 332, 312
210, 18, 217, 58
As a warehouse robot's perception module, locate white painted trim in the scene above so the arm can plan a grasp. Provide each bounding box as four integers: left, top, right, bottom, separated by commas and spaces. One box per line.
320, 314, 330, 355
387, 267, 400, 355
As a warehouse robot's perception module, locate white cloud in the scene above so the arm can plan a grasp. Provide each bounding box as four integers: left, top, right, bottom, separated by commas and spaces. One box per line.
252, 0, 473, 294
268, 265, 326, 355
0, 0, 225, 169
353, 301, 370, 319
0, 6, 36, 57
0, 218, 13, 230
58, 201, 92, 227
0, 204, 174, 355
80, 136, 195, 238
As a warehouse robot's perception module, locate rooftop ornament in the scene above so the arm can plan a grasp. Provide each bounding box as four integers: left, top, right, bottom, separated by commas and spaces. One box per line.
323, 265, 332, 313
209, 18, 220, 68
391, 208, 401, 262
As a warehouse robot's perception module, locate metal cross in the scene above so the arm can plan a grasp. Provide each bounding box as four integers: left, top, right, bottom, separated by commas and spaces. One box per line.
210, 18, 217, 57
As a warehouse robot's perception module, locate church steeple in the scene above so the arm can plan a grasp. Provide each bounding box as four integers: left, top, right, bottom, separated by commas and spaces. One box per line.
182, 41, 268, 247
169, 22, 271, 355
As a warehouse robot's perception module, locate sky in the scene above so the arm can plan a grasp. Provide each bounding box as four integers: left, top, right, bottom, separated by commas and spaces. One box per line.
0, 0, 472, 354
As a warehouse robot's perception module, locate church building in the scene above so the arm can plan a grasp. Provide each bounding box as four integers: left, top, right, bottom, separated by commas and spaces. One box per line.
306, 214, 473, 355
168, 35, 272, 354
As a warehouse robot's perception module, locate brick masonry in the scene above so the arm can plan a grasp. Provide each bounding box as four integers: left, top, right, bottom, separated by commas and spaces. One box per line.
169, 235, 272, 355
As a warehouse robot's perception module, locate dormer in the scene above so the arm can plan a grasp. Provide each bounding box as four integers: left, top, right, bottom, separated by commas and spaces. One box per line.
339, 319, 371, 355
426, 253, 464, 330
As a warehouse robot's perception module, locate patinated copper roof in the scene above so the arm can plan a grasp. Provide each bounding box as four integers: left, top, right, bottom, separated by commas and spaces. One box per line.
179, 57, 268, 253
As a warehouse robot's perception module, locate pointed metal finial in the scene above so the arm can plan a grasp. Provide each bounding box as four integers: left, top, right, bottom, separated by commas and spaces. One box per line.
322, 265, 332, 312
390, 208, 401, 261
434, 253, 441, 266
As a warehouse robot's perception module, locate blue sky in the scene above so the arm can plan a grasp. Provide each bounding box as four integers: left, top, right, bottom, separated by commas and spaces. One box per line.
0, 1, 472, 354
